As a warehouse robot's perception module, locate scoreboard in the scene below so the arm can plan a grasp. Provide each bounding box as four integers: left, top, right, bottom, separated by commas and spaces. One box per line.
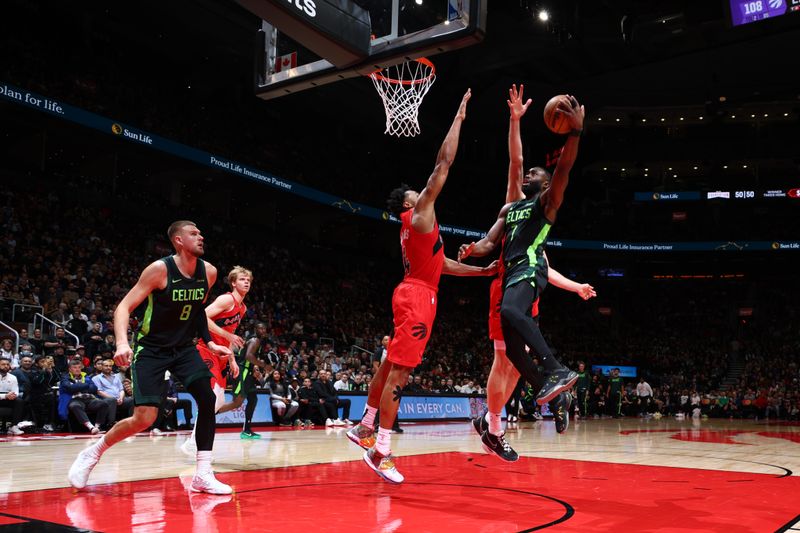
729, 0, 800, 26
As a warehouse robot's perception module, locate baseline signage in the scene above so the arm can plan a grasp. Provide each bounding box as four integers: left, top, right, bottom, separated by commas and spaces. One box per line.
339, 394, 494, 421
2, 81, 797, 253
592, 365, 638, 378
176, 392, 499, 425
634, 191, 701, 202
635, 189, 799, 201
176, 392, 273, 426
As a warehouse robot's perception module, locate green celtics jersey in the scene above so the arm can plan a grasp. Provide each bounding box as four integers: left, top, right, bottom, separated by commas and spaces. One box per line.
136, 256, 208, 348
502, 194, 552, 290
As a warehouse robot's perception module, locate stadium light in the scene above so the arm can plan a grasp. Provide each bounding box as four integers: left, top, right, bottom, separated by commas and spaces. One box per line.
538, 10, 549, 22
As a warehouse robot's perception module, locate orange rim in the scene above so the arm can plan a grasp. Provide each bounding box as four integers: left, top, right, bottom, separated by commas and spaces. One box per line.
369, 57, 436, 86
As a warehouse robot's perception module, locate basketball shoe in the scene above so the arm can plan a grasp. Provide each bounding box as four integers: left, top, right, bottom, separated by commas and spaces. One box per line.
363, 447, 404, 483
67, 448, 101, 489
471, 412, 488, 436
480, 430, 519, 462
347, 423, 376, 450
190, 471, 232, 495
549, 392, 572, 434
536, 369, 579, 405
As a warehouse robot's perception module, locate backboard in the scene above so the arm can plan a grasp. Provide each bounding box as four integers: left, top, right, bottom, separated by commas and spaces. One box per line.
241, 0, 485, 100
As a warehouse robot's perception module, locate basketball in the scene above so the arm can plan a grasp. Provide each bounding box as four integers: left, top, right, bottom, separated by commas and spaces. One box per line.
543, 95, 573, 134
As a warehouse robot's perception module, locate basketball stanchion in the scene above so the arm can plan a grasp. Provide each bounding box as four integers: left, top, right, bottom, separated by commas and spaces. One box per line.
369, 58, 436, 137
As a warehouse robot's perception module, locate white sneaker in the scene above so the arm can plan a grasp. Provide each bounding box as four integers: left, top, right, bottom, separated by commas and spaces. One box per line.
43, 424, 54, 432
363, 447, 404, 484
7, 425, 23, 436
343, 419, 353, 425
190, 471, 232, 495
325, 418, 335, 427
68, 448, 100, 489
87, 425, 100, 435
150, 428, 164, 436
181, 437, 197, 458
333, 418, 346, 426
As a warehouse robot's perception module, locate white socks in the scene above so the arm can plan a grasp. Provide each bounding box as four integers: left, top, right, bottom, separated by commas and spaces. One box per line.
486, 412, 503, 436
88, 435, 109, 458
361, 405, 378, 429
375, 427, 392, 455
196, 451, 213, 474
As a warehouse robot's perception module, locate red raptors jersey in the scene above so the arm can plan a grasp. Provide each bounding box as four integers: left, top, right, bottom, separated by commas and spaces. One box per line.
198, 293, 246, 349
400, 209, 444, 289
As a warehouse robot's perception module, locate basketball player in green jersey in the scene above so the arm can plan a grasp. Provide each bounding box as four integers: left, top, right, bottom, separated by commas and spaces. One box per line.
460, 94, 585, 415
216, 322, 269, 438
607, 368, 624, 418
68, 220, 234, 494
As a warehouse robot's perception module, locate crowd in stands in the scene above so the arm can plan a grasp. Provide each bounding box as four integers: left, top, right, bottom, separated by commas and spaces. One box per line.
1, 177, 798, 437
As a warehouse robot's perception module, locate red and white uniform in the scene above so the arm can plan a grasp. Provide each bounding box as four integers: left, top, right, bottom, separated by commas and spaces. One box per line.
489, 259, 539, 342
197, 293, 246, 389
387, 209, 444, 367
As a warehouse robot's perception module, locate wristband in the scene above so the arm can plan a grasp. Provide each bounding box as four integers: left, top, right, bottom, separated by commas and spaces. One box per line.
569, 129, 583, 137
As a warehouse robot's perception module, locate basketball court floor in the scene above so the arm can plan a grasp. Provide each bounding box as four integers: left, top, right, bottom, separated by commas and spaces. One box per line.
1, 418, 798, 532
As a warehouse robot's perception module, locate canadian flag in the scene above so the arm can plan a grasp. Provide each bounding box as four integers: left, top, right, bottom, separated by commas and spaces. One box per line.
275, 52, 298, 73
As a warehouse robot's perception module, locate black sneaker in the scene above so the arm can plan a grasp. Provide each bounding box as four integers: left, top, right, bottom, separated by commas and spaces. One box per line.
480, 430, 519, 462
549, 392, 572, 434
471, 412, 488, 436
536, 369, 579, 405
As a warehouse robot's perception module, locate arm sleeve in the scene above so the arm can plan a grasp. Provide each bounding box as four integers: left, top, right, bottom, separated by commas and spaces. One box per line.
195, 308, 213, 345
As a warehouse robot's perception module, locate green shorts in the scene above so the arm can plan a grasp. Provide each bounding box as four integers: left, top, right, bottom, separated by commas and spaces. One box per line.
131, 344, 212, 406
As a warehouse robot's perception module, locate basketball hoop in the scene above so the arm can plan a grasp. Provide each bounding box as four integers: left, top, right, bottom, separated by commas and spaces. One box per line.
369, 58, 436, 138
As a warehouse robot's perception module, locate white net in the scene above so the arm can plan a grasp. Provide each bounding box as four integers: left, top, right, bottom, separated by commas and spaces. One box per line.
369, 58, 436, 138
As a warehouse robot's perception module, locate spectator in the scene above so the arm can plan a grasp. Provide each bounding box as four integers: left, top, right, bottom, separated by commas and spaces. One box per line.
372, 335, 390, 374
313, 370, 351, 426
92, 359, 132, 423
0, 358, 25, 435
11, 354, 34, 404
30, 355, 59, 431
297, 377, 323, 426
28, 328, 44, 355
57, 359, 110, 434
441, 378, 457, 393
44, 327, 75, 358
82, 322, 105, 359
98, 334, 115, 357
50, 302, 69, 324
266, 370, 299, 426
333, 371, 350, 391
1, 339, 18, 368
263, 343, 280, 370
66, 306, 89, 338
636, 377, 653, 415
348, 373, 367, 392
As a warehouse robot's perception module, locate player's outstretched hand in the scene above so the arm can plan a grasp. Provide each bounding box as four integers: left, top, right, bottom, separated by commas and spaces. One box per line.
114, 343, 133, 367
208, 341, 233, 358
456, 88, 471, 120
458, 242, 476, 263
577, 284, 596, 300
555, 94, 585, 132
483, 260, 499, 276
507, 84, 532, 120
226, 332, 245, 350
